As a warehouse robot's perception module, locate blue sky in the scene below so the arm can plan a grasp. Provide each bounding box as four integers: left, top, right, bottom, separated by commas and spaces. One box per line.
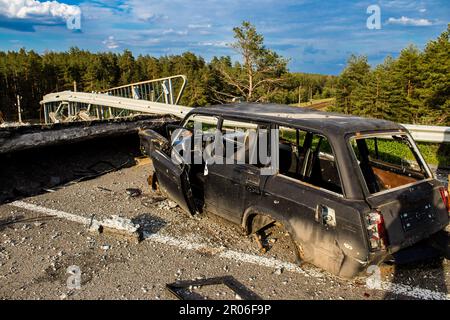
0, 0, 448, 75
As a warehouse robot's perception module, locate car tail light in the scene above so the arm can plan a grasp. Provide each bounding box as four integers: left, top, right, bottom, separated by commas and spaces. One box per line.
439, 187, 449, 213
366, 211, 388, 250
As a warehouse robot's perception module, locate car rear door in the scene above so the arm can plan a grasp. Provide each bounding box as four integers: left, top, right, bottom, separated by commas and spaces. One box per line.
366, 180, 449, 251
349, 133, 449, 251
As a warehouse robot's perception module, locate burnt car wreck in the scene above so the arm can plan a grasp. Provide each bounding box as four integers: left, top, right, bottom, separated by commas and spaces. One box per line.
139, 103, 449, 279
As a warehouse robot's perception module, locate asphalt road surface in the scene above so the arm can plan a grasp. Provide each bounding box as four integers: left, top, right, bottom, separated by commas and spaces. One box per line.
0, 161, 449, 300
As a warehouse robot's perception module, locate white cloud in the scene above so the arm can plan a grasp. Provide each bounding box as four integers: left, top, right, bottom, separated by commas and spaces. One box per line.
188, 23, 211, 29
387, 16, 433, 26
197, 40, 229, 48
0, 0, 80, 21
419, 8, 427, 13
103, 35, 119, 49
162, 28, 188, 35
126, 0, 168, 22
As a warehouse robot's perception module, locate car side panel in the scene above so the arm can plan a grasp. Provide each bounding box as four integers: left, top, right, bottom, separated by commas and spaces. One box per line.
258, 174, 370, 278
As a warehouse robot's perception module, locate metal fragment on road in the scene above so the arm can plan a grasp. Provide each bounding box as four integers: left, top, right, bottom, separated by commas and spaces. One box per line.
126, 188, 142, 197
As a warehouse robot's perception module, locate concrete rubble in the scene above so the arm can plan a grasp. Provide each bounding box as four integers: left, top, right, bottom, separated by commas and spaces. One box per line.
90, 215, 142, 243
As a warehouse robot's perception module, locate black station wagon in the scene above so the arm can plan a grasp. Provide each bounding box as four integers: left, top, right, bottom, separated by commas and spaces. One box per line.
139, 103, 449, 278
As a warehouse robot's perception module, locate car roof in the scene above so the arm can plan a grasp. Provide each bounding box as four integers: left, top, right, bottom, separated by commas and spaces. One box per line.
190, 103, 404, 137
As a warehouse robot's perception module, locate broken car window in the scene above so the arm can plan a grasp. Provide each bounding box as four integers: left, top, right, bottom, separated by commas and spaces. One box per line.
279, 127, 343, 195
279, 126, 307, 178
350, 134, 429, 194
184, 114, 219, 134
221, 119, 269, 166
175, 114, 219, 161
305, 134, 342, 195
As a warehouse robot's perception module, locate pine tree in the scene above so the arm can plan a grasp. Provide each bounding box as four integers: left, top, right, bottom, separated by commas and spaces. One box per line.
417, 24, 450, 125
334, 55, 370, 114
213, 21, 288, 103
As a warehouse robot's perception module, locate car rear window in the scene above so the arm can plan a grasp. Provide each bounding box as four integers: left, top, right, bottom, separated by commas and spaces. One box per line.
350, 134, 430, 194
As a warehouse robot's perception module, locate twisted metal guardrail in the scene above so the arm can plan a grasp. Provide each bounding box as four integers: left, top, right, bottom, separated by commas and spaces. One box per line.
402, 124, 450, 143
41, 75, 187, 124
40, 80, 450, 145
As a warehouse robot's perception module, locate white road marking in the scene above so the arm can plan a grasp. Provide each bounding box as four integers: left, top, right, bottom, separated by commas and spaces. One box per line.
11, 201, 91, 224
9, 200, 450, 300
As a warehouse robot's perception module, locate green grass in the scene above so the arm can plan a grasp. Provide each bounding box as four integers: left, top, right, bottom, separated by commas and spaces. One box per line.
290, 98, 335, 109
283, 126, 449, 168
360, 138, 449, 168
417, 142, 450, 168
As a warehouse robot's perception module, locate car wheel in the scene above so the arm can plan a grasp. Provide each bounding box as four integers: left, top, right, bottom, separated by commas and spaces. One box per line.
251, 219, 304, 265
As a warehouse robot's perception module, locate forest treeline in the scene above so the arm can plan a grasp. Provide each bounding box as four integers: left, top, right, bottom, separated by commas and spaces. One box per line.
331, 24, 449, 126
0, 23, 448, 126
0, 48, 335, 121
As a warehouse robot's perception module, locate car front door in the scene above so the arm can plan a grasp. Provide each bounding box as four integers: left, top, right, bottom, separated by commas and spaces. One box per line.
203, 119, 273, 224
151, 148, 197, 215
148, 114, 220, 216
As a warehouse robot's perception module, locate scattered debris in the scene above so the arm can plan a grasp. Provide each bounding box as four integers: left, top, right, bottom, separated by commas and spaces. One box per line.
167, 200, 178, 208
0, 121, 30, 128
90, 215, 142, 243
0, 215, 55, 228
157, 200, 178, 210
134, 157, 151, 167
97, 186, 113, 192
126, 188, 142, 198
166, 276, 262, 300
141, 195, 166, 207
274, 267, 283, 275
253, 233, 267, 254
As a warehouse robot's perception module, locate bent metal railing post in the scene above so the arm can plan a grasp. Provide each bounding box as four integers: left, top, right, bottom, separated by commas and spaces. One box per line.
40, 91, 193, 123
102, 75, 187, 105
41, 75, 188, 124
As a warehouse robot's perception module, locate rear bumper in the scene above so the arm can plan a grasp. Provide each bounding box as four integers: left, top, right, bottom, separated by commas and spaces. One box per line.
387, 220, 448, 254
385, 229, 450, 264
387, 239, 442, 264
342, 224, 449, 278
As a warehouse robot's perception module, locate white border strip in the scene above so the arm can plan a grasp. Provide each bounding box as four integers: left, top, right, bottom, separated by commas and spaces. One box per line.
8, 201, 450, 300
